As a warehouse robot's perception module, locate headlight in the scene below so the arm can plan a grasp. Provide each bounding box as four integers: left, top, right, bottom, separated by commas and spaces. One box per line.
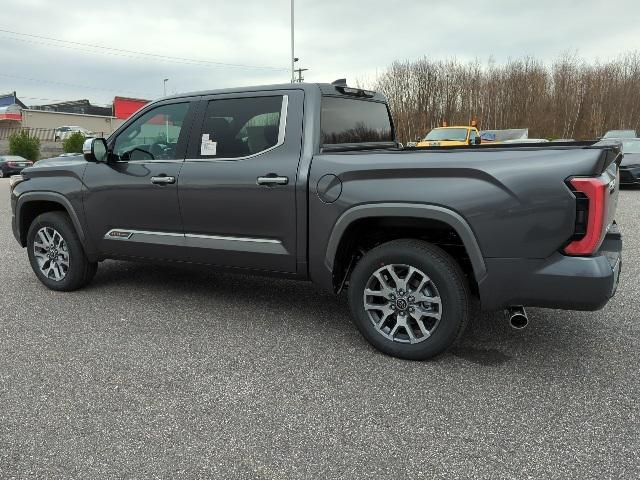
9, 174, 27, 191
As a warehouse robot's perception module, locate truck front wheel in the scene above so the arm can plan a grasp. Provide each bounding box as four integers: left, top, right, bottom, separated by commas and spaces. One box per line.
26, 211, 98, 291
347, 239, 469, 360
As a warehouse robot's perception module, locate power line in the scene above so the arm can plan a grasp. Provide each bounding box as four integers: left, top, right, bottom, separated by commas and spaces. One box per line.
0, 72, 155, 97
0, 27, 288, 72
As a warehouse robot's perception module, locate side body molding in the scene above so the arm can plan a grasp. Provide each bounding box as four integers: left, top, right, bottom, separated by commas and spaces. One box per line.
325, 203, 487, 281
15, 192, 87, 246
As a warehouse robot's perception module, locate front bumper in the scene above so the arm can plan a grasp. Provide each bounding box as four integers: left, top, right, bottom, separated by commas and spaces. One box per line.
478, 227, 622, 311
619, 166, 640, 185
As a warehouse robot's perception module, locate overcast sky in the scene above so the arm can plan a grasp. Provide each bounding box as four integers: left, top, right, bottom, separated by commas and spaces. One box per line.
0, 0, 638, 106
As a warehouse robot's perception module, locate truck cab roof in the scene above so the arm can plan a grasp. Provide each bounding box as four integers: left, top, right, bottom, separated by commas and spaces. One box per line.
160, 82, 388, 104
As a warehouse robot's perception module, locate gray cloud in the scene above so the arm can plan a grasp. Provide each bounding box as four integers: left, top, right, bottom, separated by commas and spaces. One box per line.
0, 0, 637, 105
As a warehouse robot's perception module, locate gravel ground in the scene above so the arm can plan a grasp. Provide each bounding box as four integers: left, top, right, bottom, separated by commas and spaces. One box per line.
0, 180, 638, 479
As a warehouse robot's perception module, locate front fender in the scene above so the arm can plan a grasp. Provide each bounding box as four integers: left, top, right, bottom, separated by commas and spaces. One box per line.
14, 191, 89, 250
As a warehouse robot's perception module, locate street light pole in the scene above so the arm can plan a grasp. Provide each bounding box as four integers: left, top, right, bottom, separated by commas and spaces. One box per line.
163, 78, 169, 97
290, 0, 295, 83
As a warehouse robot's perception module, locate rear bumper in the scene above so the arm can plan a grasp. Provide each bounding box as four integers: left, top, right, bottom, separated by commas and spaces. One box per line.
478, 228, 622, 311
1, 167, 26, 176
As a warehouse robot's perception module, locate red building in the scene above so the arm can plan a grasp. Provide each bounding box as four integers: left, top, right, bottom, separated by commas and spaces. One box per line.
113, 97, 150, 120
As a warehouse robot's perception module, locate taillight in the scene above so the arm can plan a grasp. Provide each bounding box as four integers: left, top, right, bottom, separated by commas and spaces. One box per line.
564, 177, 609, 256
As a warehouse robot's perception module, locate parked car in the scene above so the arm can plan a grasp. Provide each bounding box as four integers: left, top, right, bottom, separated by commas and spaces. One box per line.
596, 138, 640, 186
417, 125, 481, 147
54, 126, 93, 142
9, 81, 623, 360
603, 129, 637, 139
0, 155, 33, 178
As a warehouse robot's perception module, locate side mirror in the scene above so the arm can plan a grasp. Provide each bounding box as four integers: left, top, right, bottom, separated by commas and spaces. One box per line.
83, 137, 108, 163
474, 137, 481, 145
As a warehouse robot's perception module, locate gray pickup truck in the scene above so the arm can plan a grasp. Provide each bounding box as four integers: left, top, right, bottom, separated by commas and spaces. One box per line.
9, 81, 622, 360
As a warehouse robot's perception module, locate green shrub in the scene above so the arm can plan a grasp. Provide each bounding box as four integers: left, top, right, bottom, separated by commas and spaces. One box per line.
8, 130, 40, 161
62, 131, 86, 154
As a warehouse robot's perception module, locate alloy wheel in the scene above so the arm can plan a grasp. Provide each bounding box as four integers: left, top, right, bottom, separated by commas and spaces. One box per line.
363, 264, 442, 344
33, 227, 69, 281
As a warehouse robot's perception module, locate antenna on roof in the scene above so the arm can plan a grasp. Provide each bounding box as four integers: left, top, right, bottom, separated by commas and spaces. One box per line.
331, 79, 348, 86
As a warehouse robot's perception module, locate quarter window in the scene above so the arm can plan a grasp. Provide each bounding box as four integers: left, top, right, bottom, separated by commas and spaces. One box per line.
198, 96, 285, 159
113, 102, 189, 161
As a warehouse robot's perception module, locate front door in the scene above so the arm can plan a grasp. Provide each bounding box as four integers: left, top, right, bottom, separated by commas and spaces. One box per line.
83, 100, 196, 260
177, 91, 302, 272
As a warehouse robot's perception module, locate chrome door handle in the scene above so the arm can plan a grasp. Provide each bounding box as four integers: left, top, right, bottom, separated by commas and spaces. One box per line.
151, 176, 176, 185
257, 175, 288, 186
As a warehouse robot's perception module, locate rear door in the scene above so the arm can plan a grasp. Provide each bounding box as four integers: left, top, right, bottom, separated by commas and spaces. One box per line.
177, 90, 303, 272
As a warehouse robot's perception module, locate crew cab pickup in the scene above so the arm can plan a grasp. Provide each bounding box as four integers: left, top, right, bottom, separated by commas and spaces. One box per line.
9, 81, 623, 360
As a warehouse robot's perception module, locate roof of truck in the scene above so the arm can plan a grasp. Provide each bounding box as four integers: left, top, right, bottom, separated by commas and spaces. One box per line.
161, 83, 387, 103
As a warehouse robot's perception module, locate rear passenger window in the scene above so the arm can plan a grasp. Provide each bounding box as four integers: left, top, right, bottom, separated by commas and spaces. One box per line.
321, 97, 393, 145
198, 96, 286, 159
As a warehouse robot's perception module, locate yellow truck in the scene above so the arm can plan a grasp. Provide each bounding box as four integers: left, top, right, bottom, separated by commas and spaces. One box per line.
417, 124, 481, 147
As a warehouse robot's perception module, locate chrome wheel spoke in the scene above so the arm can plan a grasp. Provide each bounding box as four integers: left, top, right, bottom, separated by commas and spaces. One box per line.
414, 293, 441, 305
402, 319, 417, 343
372, 271, 394, 296
37, 230, 50, 248
376, 307, 395, 328
388, 321, 401, 338
416, 319, 431, 339
364, 288, 388, 298
411, 305, 441, 319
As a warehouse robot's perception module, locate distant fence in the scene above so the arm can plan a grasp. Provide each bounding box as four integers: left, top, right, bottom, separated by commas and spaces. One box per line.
0, 127, 108, 141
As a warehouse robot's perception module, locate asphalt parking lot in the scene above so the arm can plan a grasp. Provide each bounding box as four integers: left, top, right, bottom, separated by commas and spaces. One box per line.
0, 181, 638, 479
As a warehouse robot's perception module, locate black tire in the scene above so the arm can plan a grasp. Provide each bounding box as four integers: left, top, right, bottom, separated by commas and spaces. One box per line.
348, 239, 469, 360
27, 211, 98, 291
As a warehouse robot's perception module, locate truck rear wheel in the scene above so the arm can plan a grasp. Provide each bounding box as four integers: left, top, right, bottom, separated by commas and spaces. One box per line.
348, 239, 469, 360
26, 211, 98, 291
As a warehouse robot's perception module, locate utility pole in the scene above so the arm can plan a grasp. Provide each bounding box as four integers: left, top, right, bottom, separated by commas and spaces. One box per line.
294, 68, 308, 83
290, 0, 295, 83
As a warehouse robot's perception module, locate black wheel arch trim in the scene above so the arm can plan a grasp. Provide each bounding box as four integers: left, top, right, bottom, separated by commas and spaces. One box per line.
325, 203, 487, 281
15, 192, 87, 248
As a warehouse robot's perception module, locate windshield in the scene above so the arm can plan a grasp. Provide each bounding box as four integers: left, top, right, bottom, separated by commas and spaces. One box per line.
425, 128, 468, 141
622, 140, 640, 154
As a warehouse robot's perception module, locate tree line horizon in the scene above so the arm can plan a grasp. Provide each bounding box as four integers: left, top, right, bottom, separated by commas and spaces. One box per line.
371, 53, 640, 143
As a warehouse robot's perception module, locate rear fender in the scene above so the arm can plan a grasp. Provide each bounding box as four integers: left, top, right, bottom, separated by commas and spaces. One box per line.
325, 203, 487, 281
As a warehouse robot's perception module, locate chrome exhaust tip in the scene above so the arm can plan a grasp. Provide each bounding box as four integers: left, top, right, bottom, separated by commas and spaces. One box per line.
506, 306, 529, 330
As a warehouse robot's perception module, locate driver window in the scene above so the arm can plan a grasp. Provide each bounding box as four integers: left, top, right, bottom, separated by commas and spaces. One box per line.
113, 103, 189, 161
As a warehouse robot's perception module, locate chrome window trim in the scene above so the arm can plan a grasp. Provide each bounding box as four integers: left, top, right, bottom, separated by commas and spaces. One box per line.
186, 94, 289, 163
